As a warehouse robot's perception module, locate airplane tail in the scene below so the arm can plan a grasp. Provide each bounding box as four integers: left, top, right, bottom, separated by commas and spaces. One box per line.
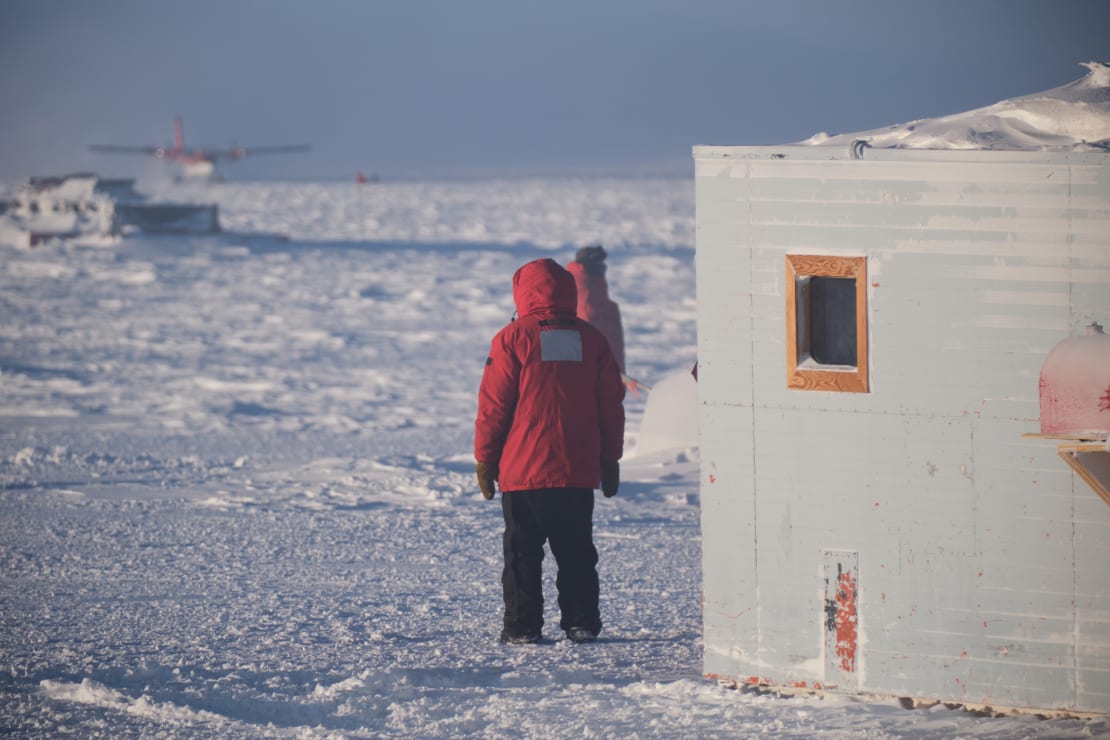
173, 116, 185, 151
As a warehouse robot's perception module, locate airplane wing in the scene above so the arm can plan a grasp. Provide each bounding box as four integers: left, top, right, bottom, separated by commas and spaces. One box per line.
89, 145, 163, 155
209, 144, 311, 161
242, 145, 310, 154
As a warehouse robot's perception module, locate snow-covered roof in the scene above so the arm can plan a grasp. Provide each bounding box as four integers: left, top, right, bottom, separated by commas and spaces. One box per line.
799, 61, 1110, 152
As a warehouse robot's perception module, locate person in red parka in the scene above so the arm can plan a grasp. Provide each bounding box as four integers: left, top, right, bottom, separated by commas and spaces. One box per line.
566, 245, 625, 373
475, 257, 625, 645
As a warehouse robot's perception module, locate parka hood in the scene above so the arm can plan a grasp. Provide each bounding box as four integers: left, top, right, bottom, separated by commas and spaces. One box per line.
512, 258, 578, 318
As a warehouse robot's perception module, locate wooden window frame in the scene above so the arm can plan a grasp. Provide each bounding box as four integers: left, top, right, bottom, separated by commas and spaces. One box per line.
785, 254, 869, 393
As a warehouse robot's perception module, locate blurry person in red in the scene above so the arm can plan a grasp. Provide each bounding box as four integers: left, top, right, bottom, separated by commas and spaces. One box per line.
566, 245, 625, 374
475, 258, 625, 645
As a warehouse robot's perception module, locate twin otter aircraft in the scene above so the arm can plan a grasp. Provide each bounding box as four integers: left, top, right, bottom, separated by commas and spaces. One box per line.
90, 116, 309, 180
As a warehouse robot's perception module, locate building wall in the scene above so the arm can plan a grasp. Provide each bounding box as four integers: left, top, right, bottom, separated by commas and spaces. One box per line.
694, 147, 1110, 712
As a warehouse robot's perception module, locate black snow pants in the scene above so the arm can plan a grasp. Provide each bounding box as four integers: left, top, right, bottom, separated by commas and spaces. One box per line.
501, 487, 601, 637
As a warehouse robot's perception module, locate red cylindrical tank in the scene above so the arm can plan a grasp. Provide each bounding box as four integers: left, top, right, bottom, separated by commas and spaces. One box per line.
1039, 322, 1110, 436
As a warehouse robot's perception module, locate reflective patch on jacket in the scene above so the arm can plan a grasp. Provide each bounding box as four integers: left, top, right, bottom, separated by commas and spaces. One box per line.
540, 329, 582, 362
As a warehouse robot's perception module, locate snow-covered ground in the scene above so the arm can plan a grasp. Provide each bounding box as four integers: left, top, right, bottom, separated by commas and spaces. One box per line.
2, 177, 1106, 738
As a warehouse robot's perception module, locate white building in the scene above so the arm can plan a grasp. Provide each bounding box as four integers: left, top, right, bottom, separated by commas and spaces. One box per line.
693, 144, 1110, 713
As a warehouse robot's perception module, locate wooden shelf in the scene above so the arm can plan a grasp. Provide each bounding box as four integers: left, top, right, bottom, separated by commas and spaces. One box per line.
1024, 433, 1110, 506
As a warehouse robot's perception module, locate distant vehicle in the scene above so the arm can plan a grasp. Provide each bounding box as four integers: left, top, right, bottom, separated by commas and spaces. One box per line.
1, 172, 219, 247
89, 116, 310, 180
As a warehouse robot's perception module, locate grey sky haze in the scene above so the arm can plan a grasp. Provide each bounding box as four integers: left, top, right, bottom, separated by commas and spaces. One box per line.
2, 0, 1108, 181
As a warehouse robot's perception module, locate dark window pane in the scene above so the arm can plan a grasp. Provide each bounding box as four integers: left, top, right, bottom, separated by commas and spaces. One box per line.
809, 277, 856, 366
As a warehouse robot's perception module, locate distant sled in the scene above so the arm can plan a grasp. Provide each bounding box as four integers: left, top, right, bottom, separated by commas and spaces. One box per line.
89, 116, 310, 181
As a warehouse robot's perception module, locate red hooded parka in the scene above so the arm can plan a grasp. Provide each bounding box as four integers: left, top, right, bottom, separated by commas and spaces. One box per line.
475, 258, 625, 492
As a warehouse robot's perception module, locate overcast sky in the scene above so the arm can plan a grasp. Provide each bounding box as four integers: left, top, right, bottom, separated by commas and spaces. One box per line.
2, 0, 1108, 182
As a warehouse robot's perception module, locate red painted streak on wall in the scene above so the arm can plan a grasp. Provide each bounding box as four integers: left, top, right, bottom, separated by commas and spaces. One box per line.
835, 569, 858, 673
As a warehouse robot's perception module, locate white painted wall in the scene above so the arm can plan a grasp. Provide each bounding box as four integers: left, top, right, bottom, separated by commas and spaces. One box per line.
694, 146, 1110, 713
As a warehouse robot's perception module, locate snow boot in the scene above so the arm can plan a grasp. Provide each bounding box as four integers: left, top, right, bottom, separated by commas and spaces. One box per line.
500, 629, 542, 645
566, 627, 597, 644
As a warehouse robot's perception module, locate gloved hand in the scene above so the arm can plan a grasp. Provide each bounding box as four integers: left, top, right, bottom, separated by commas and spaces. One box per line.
601, 460, 619, 498
476, 461, 497, 500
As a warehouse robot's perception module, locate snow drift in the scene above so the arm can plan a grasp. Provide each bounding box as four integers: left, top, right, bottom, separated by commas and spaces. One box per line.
801, 61, 1110, 151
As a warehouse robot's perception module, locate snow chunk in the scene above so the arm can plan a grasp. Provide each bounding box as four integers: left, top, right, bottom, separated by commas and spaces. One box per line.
39, 678, 226, 727
633, 370, 699, 458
